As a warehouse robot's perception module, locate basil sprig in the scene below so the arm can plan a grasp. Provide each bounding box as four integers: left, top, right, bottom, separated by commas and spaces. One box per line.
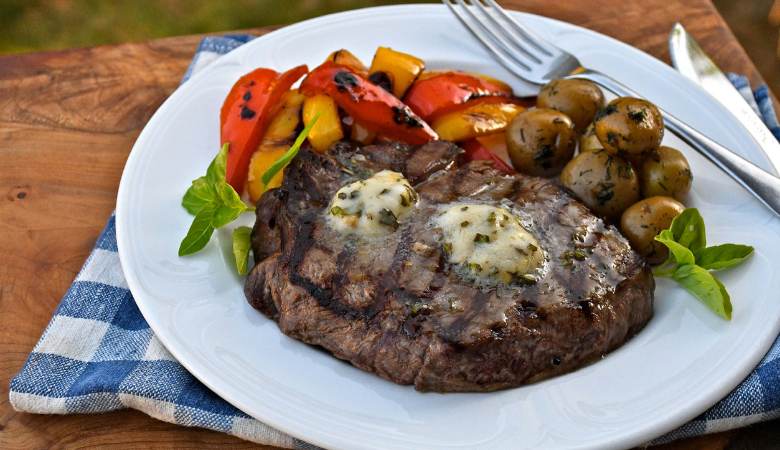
179, 114, 320, 274
652, 208, 753, 320
179, 142, 255, 256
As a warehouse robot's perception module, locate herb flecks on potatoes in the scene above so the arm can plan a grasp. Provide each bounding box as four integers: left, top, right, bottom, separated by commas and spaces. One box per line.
640, 146, 693, 201
620, 197, 685, 264
594, 97, 663, 156
506, 108, 576, 177
559, 150, 640, 221
579, 123, 604, 154
537, 79, 605, 133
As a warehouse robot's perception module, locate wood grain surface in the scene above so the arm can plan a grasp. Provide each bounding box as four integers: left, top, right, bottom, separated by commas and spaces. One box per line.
1, 1, 778, 449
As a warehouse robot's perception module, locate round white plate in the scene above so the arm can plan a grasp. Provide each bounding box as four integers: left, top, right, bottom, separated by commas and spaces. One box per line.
116, 5, 780, 450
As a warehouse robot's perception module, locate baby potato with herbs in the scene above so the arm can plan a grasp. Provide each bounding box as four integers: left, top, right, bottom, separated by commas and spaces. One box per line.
620, 196, 685, 264
582, 121, 648, 176
506, 108, 577, 177
559, 150, 640, 221
594, 97, 664, 156
537, 79, 606, 133
640, 146, 693, 201
579, 123, 604, 154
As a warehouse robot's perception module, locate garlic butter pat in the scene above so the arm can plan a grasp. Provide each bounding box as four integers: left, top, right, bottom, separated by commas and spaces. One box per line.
328, 170, 419, 236
437, 204, 543, 283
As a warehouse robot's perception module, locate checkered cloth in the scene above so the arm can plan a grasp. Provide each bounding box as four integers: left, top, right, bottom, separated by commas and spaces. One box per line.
9, 35, 780, 448
9, 36, 319, 450
728, 73, 780, 142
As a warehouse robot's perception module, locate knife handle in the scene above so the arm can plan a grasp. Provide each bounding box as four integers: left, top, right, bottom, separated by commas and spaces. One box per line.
572, 69, 780, 218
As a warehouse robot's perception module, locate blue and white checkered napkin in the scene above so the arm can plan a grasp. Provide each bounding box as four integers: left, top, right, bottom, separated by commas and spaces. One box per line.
9, 35, 780, 447
9, 36, 318, 450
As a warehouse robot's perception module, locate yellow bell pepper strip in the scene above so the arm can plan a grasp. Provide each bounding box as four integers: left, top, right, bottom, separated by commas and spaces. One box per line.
299, 61, 437, 145
431, 101, 526, 142
368, 46, 425, 99
247, 145, 289, 203
302, 93, 344, 153
325, 49, 369, 77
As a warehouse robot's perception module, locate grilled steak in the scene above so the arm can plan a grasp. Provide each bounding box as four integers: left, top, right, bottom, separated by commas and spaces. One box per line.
245, 140, 654, 392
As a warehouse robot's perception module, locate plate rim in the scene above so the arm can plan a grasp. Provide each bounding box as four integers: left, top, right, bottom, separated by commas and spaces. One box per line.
116, 4, 780, 449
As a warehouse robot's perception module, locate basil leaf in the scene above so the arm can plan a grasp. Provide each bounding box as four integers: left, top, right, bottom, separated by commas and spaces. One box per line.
182, 176, 216, 215
232, 226, 253, 275
183, 144, 227, 216
210, 206, 241, 229
672, 264, 732, 320
654, 235, 695, 266
215, 180, 245, 208
712, 275, 733, 319
179, 204, 217, 256
693, 244, 754, 271
261, 112, 321, 190
207, 142, 230, 184
650, 207, 750, 321
182, 187, 210, 215
668, 207, 706, 252
211, 181, 247, 229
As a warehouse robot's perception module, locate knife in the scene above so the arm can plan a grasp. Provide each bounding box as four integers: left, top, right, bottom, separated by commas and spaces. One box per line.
669, 22, 780, 175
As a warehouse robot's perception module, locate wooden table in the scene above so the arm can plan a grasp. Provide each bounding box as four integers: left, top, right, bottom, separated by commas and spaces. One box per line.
2, 1, 779, 448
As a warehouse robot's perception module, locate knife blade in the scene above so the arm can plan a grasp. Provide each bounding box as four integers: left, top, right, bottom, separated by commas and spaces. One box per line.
669, 22, 780, 175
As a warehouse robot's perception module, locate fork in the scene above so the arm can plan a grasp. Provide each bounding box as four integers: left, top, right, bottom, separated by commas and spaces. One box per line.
444, 0, 780, 218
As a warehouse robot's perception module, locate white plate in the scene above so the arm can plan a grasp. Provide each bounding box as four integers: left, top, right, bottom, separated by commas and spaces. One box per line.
116, 5, 780, 450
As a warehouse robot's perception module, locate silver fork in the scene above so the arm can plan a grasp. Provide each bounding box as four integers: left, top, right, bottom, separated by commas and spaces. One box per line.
444, 0, 780, 218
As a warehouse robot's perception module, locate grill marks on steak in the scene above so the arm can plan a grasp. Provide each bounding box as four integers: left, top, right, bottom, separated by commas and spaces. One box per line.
245, 140, 654, 392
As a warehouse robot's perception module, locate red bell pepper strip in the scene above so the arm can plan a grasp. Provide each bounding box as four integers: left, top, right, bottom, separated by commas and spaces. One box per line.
461, 138, 517, 175
299, 62, 437, 145
221, 64, 308, 192
404, 71, 533, 123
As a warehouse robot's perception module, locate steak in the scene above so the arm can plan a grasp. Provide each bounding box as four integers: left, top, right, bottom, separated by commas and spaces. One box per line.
245, 140, 654, 392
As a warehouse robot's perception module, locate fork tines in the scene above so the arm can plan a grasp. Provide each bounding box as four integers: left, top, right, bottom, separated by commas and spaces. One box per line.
442, 0, 571, 83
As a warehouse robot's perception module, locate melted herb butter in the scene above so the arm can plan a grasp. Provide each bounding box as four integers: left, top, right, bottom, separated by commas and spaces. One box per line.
437, 204, 543, 284
327, 170, 418, 236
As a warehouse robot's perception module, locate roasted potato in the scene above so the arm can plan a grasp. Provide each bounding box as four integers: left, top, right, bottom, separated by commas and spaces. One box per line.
581, 122, 648, 173
640, 146, 693, 201
506, 108, 577, 176
579, 123, 603, 153
594, 97, 663, 156
620, 196, 685, 264
537, 79, 605, 133
559, 150, 640, 221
